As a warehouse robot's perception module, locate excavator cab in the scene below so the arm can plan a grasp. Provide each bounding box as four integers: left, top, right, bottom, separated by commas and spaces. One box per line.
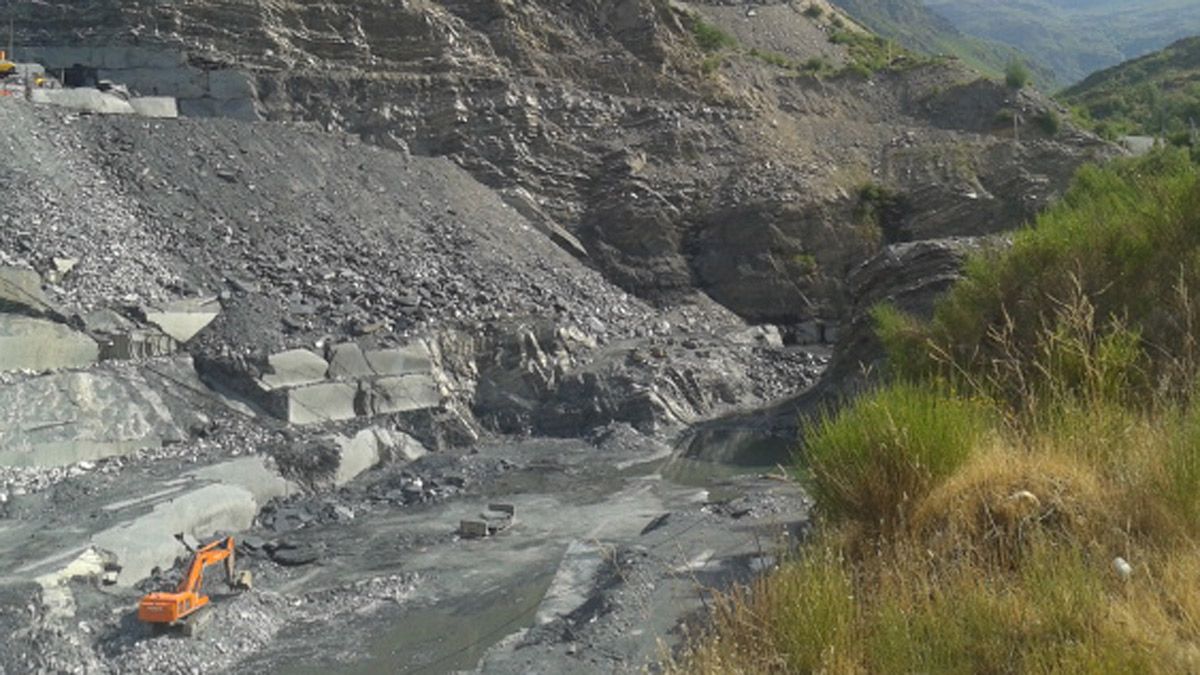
138, 536, 252, 636
0, 51, 15, 80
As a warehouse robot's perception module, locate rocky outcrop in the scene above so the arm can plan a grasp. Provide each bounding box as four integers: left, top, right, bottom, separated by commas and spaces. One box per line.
825, 236, 989, 394
0, 358, 214, 467
8, 0, 1116, 330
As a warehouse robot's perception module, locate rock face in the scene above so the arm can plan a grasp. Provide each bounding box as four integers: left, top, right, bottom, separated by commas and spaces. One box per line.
8, 0, 1116, 328
825, 237, 988, 395
0, 315, 99, 373
0, 358, 213, 467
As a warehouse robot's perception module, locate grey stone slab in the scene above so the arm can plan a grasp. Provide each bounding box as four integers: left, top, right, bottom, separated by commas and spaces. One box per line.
0, 267, 51, 315
329, 428, 381, 486
259, 349, 329, 390
129, 96, 178, 118
143, 296, 220, 343
286, 382, 358, 425
326, 343, 374, 379
0, 315, 98, 373
0, 361, 207, 467
30, 88, 137, 115
90, 457, 291, 585
364, 342, 433, 377
370, 375, 440, 415
373, 428, 429, 463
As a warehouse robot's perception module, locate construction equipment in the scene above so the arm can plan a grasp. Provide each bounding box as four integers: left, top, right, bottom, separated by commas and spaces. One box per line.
0, 51, 14, 79
137, 536, 252, 636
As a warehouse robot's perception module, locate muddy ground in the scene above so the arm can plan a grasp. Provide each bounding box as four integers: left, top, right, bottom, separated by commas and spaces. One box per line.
1, 421, 811, 674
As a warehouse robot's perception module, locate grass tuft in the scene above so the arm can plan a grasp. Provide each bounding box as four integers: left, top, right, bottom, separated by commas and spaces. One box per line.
804, 382, 989, 534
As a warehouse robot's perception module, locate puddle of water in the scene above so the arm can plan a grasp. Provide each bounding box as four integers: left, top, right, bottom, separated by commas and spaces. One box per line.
279, 572, 556, 675
655, 425, 796, 499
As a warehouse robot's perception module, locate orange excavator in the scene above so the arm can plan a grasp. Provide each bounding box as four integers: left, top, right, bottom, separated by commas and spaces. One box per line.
138, 536, 252, 636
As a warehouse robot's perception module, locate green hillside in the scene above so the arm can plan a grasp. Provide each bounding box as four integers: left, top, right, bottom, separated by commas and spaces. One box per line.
925, 0, 1200, 86
828, 0, 1051, 83
1062, 36, 1200, 140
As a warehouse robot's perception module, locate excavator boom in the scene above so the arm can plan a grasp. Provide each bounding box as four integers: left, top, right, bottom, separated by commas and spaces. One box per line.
137, 536, 244, 628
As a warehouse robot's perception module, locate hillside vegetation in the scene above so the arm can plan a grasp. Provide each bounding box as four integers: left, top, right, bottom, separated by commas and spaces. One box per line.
674, 149, 1200, 672
925, 0, 1200, 86
1062, 37, 1200, 142
829, 0, 1052, 83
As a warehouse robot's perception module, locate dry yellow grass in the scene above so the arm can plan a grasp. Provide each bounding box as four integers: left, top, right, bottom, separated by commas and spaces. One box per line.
672, 423, 1200, 674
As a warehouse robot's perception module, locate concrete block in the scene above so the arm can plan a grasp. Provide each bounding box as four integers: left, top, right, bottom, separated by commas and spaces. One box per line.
0, 315, 99, 373
286, 382, 358, 425
364, 342, 433, 376
259, 349, 329, 390
129, 96, 179, 118
370, 375, 440, 415
326, 343, 374, 379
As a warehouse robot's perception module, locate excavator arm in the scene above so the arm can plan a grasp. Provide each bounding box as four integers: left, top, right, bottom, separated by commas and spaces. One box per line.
138, 536, 248, 630
174, 536, 235, 594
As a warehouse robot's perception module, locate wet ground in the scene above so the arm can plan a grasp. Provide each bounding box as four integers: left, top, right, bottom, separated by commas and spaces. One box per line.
3, 425, 809, 674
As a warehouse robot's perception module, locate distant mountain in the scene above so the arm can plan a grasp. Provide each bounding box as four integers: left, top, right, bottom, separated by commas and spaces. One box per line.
1062, 36, 1200, 138
829, 0, 1050, 82
924, 0, 1200, 85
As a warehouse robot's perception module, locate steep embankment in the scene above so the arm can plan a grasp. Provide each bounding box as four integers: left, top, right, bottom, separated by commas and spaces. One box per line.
11, 0, 1113, 328
1063, 36, 1200, 139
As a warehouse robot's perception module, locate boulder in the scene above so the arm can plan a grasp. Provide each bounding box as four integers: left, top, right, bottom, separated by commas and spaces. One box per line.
89, 457, 292, 585
329, 428, 381, 486
825, 237, 988, 394
0, 267, 51, 316
0, 315, 99, 373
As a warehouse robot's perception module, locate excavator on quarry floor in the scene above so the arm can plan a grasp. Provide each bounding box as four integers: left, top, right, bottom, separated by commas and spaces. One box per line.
137, 536, 252, 636
0, 50, 14, 79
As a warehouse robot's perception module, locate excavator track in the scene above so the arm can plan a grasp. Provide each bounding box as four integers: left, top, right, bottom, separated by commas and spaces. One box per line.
180, 606, 214, 638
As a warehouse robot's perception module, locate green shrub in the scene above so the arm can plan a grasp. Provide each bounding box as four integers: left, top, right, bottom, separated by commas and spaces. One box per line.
691, 17, 737, 53
802, 56, 832, 75
855, 182, 910, 241
1037, 109, 1062, 136
803, 4, 825, 19
878, 149, 1200, 410
791, 252, 819, 275
749, 48, 794, 69
803, 382, 990, 531
1005, 58, 1031, 89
